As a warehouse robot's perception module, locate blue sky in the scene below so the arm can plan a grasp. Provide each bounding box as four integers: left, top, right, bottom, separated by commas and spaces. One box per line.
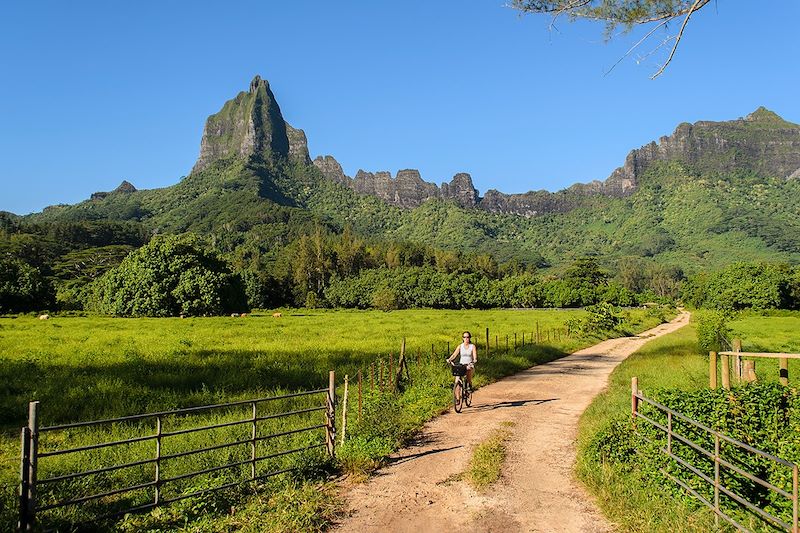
1, 1, 798, 215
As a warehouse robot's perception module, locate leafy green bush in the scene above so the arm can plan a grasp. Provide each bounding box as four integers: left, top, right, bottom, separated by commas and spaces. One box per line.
372, 286, 400, 311
685, 262, 798, 311
89, 234, 247, 316
0, 256, 54, 313
584, 416, 637, 467
695, 309, 733, 354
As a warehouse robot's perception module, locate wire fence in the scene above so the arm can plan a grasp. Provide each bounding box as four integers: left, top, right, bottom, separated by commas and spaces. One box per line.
18, 375, 336, 531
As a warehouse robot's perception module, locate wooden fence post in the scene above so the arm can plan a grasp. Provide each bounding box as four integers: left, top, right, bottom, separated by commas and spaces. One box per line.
780, 357, 789, 386
486, 327, 490, 357
155, 415, 164, 503
536, 321, 540, 343
709, 351, 718, 389
495, 334, 498, 353
631, 377, 639, 422
248, 405, 256, 480
514, 333, 517, 351
358, 370, 363, 424
743, 360, 757, 383
379, 360, 384, 391
792, 463, 798, 533
388, 354, 394, 391
326, 371, 336, 457
397, 342, 409, 384
431, 343, 435, 359
24, 401, 38, 531
522, 332, 525, 347
667, 412, 672, 454
18, 427, 31, 531
340, 375, 349, 446
506, 335, 509, 354
733, 338, 742, 382
721, 355, 731, 390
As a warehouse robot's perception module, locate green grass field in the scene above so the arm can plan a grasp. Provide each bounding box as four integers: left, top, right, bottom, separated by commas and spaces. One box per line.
0, 307, 665, 531
577, 311, 800, 532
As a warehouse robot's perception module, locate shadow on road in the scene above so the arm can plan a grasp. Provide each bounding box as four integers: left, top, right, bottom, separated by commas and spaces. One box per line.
386, 445, 464, 467
469, 398, 557, 413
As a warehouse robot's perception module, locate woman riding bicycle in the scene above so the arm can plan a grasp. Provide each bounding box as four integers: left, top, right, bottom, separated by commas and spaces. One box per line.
447, 331, 477, 390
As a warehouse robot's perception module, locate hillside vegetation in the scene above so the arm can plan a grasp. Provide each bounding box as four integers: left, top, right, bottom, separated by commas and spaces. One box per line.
3, 79, 800, 314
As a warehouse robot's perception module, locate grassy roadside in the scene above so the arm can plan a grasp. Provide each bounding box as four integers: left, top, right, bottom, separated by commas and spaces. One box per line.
465, 423, 515, 490
576, 322, 719, 532
576, 311, 800, 532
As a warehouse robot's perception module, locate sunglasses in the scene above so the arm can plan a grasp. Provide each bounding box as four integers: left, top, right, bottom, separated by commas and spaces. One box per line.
463, 335, 470, 339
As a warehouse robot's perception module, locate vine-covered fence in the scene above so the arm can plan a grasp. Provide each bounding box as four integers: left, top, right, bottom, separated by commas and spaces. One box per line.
631, 377, 799, 533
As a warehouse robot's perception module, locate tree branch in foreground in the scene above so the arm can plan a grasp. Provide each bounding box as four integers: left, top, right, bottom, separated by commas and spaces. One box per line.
511, 0, 712, 78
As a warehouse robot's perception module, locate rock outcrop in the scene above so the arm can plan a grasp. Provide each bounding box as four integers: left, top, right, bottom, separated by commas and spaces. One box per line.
604, 107, 800, 192
192, 75, 308, 173
313, 156, 481, 209
91, 180, 137, 201
479, 189, 581, 217
286, 123, 311, 165
315, 108, 799, 216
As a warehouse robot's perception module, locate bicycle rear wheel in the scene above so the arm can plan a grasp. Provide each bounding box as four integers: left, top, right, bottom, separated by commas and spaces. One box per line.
453, 380, 463, 413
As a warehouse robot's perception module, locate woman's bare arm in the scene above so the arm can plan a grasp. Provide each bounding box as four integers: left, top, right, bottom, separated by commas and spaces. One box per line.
447, 346, 460, 363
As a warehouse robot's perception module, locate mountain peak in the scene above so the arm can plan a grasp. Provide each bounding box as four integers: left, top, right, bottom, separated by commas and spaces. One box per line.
743, 106, 795, 127
192, 76, 312, 173
249, 75, 267, 93
746, 106, 782, 121
114, 180, 137, 193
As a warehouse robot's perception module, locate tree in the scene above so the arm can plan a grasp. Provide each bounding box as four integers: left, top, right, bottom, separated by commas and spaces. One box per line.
91, 234, 246, 316
0, 256, 54, 313
512, 0, 712, 77
334, 226, 366, 277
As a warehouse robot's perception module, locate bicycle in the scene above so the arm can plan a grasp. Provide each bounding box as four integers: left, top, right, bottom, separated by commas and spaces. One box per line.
449, 362, 473, 413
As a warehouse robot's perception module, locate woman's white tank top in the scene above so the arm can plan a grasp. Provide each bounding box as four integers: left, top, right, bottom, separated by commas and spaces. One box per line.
459, 343, 474, 364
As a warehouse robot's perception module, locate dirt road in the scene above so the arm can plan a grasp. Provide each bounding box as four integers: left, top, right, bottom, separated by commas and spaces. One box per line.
335, 312, 690, 532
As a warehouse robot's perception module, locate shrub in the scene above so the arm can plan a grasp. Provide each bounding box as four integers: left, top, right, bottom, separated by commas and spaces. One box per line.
0, 256, 54, 313
583, 303, 624, 333
372, 287, 400, 311
695, 309, 733, 354
89, 234, 247, 316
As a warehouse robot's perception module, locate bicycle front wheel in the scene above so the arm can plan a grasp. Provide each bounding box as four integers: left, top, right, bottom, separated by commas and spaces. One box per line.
453, 380, 463, 413
465, 384, 472, 407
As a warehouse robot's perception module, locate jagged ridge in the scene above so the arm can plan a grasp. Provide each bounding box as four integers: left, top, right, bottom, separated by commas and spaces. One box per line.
314, 106, 800, 216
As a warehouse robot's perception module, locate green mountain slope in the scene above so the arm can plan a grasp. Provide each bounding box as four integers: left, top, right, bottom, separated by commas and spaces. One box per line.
13, 77, 800, 286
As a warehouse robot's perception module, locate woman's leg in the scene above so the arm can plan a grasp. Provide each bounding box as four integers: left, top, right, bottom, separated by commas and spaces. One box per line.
466, 367, 474, 388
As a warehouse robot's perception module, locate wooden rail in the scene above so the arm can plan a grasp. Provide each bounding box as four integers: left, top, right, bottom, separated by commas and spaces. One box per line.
709, 338, 797, 388
631, 377, 799, 533
17, 373, 336, 531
